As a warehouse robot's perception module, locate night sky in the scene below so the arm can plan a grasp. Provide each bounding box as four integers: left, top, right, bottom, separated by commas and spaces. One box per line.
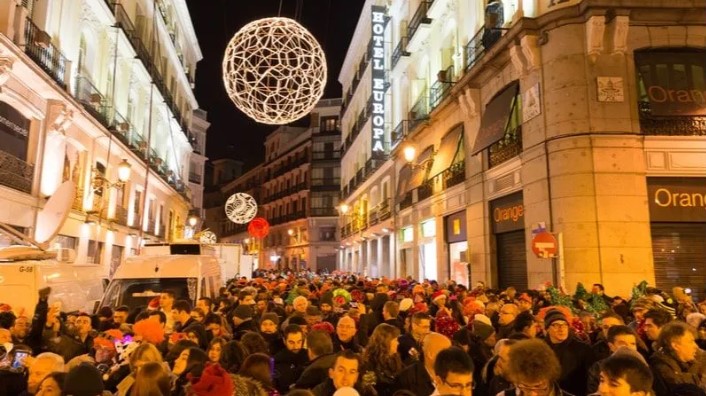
187, 0, 365, 170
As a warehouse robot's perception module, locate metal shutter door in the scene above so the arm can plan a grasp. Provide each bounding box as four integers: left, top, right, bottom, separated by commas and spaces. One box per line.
496, 230, 528, 290
652, 223, 706, 300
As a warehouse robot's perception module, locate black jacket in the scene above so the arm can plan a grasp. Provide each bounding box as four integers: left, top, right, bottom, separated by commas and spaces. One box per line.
295, 353, 338, 389
650, 349, 706, 396
273, 348, 309, 393
180, 318, 209, 349
397, 333, 421, 365
332, 334, 363, 353
232, 319, 258, 341
393, 361, 434, 396
312, 378, 376, 396
546, 336, 596, 396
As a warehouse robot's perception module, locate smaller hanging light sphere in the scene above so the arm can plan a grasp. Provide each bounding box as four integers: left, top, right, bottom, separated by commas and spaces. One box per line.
222, 17, 327, 125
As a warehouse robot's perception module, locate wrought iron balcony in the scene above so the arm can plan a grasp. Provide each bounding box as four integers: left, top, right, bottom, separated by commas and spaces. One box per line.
23, 18, 68, 89
399, 191, 413, 210
74, 75, 111, 129
0, 148, 33, 194
408, 90, 430, 132
444, 161, 465, 189
391, 37, 410, 70
429, 65, 455, 111
465, 26, 508, 72
407, 1, 433, 43
638, 101, 706, 136
391, 120, 409, 150
489, 126, 523, 168
417, 179, 433, 201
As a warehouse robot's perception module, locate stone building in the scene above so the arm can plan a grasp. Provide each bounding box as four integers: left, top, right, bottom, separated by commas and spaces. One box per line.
338, 0, 706, 297
0, 0, 206, 277
217, 99, 342, 273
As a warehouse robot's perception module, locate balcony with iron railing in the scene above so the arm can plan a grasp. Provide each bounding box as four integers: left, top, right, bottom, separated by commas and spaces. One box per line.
23, 18, 68, 89
311, 177, 341, 191
310, 207, 338, 217
391, 36, 410, 70
430, 65, 455, 111
312, 150, 341, 161
399, 190, 413, 210
465, 26, 508, 72
407, 1, 433, 46
74, 74, 111, 129
638, 101, 706, 136
408, 89, 430, 132
489, 126, 523, 168
391, 120, 409, 150
0, 148, 33, 194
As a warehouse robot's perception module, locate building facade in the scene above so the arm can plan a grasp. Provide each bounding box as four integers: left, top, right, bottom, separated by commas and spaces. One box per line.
338, 0, 706, 297
217, 99, 342, 273
0, 0, 205, 277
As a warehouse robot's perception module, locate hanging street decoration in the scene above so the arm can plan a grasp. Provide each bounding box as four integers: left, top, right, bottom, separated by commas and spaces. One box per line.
248, 217, 270, 239
199, 230, 217, 244
222, 17, 327, 125
225, 193, 258, 224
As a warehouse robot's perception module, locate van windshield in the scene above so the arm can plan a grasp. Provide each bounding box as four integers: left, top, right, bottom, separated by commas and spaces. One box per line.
101, 278, 197, 310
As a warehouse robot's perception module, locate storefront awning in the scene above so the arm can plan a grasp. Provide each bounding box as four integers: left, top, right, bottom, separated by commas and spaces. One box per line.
396, 164, 413, 200
471, 81, 519, 155
428, 124, 463, 179
408, 146, 434, 190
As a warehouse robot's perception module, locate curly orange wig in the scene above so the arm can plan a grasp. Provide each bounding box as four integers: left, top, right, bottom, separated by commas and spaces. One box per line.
133, 319, 165, 344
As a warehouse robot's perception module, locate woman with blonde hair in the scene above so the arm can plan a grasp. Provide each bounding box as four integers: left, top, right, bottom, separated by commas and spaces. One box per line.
362, 323, 403, 395
130, 361, 171, 396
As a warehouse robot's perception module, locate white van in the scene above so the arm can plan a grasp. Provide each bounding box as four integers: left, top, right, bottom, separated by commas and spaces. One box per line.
0, 261, 105, 317
141, 242, 245, 283
99, 254, 222, 311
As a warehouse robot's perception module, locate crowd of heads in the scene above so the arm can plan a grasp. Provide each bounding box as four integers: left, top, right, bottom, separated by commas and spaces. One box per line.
0, 275, 705, 396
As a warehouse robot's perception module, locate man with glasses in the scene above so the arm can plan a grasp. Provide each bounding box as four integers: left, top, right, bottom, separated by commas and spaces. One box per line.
333, 315, 362, 353
432, 346, 475, 396
497, 304, 519, 339
544, 309, 596, 396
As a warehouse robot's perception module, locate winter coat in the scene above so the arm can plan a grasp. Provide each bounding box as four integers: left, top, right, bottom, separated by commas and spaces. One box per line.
650, 349, 706, 396
545, 336, 596, 396
332, 333, 363, 353
273, 348, 308, 393
294, 353, 338, 389
393, 360, 435, 396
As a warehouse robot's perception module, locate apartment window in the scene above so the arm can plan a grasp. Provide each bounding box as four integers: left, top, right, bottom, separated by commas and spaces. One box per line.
319, 226, 336, 241
87, 240, 104, 264
321, 116, 338, 132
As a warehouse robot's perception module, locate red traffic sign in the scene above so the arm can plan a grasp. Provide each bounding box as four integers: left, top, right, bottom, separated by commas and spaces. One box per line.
531, 231, 558, 258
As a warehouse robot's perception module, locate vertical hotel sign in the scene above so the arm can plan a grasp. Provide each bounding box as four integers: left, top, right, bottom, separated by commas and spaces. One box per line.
371, 5, 387, 154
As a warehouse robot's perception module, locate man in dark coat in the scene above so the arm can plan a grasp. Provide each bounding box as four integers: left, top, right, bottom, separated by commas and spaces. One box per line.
274, 324, 309, 393
544, 309, 596, 396
394, 332, 451, 396
230, 304, 258, 340
398, 312, 431, 364
312, 350, 375, 396
172, 300, 209, 349
294, 330, 337, 389
332, 316, 363, 353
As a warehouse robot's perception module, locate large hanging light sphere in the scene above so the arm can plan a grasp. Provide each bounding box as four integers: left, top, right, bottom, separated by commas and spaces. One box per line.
225, 193, 258, 224
222, 17, 327, 125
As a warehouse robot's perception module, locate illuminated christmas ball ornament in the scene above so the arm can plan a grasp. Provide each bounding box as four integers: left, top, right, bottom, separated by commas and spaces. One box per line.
222, 17, 327, 125
248, 217, 270, 239
225, 193, 258, 224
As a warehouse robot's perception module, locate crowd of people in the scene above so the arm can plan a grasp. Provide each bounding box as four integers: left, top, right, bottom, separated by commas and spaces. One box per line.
1, 271, 706, 396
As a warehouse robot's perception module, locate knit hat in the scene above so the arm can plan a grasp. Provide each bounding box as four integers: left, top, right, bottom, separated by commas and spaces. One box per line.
311, 321, 335, 334
432, 291, 446, 303
543, 309, 568, 328
232, 305, 253, 320
289, 315, 307, 326
190, 363, 234, 396
472, 319, 495, 341
261, 312, 279, 326
399, 298, 414, 312
63, 363, 104, 396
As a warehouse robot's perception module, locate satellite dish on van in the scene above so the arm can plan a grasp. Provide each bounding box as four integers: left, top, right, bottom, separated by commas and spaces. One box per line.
0, 181, 75, 259
35, 181, 75, 246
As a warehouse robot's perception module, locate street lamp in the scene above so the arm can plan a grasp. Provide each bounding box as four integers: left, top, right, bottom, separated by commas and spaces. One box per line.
287, 228, 295, 237
337, 203, 350, 215
402, 145, 434, 169
93, 158, 132, 190
188, 214, 199, 228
